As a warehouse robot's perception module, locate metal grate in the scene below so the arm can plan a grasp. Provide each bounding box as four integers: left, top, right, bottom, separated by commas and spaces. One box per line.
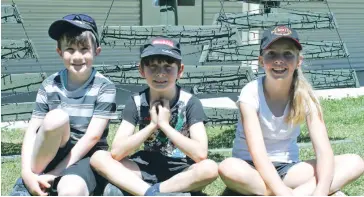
100, 25, 241, 47
1, 73, 47, 94
215, 8, 336, 30
1, 39, 39, 60
201, 41, 349, 63
1, 4, 22, 24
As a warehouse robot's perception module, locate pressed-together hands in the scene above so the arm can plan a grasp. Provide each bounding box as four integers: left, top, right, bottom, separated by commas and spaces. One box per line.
149, 99, 171, 129
22, 171, 56, 196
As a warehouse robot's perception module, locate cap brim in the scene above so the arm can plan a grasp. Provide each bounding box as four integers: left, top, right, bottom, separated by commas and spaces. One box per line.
48, 19, 95, 41
263, 36, 302, 51
141, 47, 182, 60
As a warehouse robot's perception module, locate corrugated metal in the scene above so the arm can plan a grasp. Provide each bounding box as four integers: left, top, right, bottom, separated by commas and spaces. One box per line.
203, 0, 243, 25
202, 0, 364, 71
2, 0, 140, 74
269, 0, 364, 70
2, 0, 364, 73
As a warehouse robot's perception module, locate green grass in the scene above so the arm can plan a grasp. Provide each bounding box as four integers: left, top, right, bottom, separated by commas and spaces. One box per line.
1, 96, 364, 195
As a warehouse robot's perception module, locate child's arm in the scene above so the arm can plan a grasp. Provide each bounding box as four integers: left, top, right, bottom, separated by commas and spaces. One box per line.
48, 83, 117, 175
159, 121, 208, 162
110, 105, 158, 161
158, 99, 208, 162
21, 117, 50, 196
306, 107, 334, 195
21, 118, 43, 175
110, 121, 156, 161
21, 83, 52, 195
109, 97, 159, 160
239, 102, 293, 196
48, 117, 110, 175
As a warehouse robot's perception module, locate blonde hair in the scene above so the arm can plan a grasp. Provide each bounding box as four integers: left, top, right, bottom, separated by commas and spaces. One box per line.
286, 67, 323, 124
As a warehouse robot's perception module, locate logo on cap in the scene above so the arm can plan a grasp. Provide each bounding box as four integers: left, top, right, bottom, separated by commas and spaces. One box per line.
73, 20, 85, 25
152, 39, 174, 47
161, 49, 174, 55
271, 26, 292, 36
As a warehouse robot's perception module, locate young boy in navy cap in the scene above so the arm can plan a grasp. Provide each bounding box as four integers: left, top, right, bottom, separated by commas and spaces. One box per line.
10, 14, 117, 196
90, 37, 219, 196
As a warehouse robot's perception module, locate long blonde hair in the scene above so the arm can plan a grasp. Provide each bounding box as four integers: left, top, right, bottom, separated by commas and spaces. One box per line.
286, 68, 323, 124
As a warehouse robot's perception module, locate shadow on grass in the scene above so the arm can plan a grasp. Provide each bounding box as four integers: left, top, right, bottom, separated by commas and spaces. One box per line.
0, 133, 348, 157
208, 152, 227, 163
191, 191, 208, 196
208, 126, 348, 145
1, 142, 21, 156
297, 134, 347, 143
220, 188, 246, 196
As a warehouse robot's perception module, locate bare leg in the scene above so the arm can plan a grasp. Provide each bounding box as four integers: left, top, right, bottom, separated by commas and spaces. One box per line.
219, 155, 364, 196
90, 150, 150, 196
91, 151, 219, 195
159, 159, 219, 193
283, 154, 364, 195
31, 109, 70, 174
218, 157, 272, 195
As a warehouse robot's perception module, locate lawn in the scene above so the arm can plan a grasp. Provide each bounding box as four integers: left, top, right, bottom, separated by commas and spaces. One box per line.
1, 96, 364, 196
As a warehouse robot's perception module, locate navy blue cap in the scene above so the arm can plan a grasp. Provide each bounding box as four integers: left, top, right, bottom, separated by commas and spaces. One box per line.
140, 37, 182, 60
260, 26, 302, 53
48, 14, 99, 47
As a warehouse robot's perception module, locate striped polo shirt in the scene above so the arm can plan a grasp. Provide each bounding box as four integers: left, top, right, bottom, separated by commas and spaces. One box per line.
32, 68, 117, 148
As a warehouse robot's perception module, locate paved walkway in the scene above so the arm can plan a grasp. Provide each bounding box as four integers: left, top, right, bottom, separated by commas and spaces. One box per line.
201, 87, 364, 109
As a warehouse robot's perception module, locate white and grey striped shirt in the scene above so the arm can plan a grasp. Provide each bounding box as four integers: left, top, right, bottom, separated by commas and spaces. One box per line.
32, 68, 117, 148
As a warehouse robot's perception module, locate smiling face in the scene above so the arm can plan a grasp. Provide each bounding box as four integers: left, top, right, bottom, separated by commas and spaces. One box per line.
57, 31, 100, 80
259, 38, 303, 81
140, 58, 184, 93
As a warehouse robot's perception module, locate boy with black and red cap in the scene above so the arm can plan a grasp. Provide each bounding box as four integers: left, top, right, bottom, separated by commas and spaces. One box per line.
90, 37, 219, 196
10, 14, 117, 196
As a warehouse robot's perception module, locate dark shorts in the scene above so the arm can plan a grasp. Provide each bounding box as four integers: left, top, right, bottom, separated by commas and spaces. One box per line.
10, 139, 108, 196
129, 151, 195, 185
245, 160, 299, 179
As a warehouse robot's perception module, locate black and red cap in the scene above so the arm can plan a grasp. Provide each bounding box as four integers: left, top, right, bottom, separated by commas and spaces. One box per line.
140, 37, 182, 60
260, 25, 302, 54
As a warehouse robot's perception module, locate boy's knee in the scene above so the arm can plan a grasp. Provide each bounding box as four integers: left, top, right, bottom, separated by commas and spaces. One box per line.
90, 150, 112, 168
43, 109, 69, 132
218, 158, 236, 176
57, 175, 89, 196
194, 159, 219, 180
